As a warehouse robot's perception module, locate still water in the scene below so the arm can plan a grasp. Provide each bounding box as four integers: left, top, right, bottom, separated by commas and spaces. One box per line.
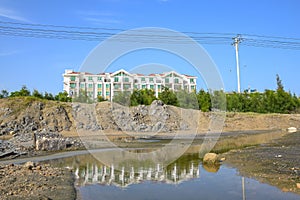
44, 150, 299, 200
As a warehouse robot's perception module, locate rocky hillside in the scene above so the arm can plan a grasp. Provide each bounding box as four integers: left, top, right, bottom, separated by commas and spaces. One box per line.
0, 97, 73, 135
0, 97, 300, 137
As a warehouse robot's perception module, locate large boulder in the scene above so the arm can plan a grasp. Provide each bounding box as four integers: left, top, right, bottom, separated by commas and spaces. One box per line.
203, 153, 218, 164
36, 137, 68, 151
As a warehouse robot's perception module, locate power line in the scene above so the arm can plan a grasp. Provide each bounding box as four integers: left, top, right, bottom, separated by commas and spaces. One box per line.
0, 20, 300, 50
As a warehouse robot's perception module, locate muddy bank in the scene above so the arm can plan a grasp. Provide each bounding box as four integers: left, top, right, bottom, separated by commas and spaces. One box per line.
223, 131, 300, 194
0, 162, 76, 200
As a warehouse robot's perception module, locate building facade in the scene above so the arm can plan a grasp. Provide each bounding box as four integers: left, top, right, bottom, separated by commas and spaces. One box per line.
63, 69, 197, 101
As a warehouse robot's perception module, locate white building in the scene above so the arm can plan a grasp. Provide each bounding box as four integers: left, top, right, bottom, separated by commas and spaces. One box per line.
63, 69, 197, 101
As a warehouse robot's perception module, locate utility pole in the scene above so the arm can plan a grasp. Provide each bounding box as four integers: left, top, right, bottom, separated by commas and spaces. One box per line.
232, 34, 242, 93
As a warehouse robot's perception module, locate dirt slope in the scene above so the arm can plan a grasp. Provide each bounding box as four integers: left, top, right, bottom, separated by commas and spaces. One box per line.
0, 97, 299, 137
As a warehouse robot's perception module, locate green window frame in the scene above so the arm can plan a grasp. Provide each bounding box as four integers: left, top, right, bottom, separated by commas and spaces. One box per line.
149, 78, 154, 82
97, 77, 102, 81
106, 84, 110, 89
150, 85, 154, 90
97, 84, 102, 88
142, 85, 146, 89
70, 83, 76, 88
174, 78, 179, 84
106, 91, 110, 96
97, 91, 102, 96
124, 77, 129, 82
88, 76, 93, 81
70, 76, 76, 81
88, 84, 93, 88
80, 83, 85, 88
114, 77, 119, 82
190, 79, 194, 83
141, 77, 145, 82
165, 78, 169, 83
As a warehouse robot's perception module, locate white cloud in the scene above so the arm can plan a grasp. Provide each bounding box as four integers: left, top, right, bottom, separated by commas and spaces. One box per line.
77, 10, 121, 25
0, 50, 19, 57
84, 17, 121, 24
77, 10, 117, 17
0, 7, 30, 22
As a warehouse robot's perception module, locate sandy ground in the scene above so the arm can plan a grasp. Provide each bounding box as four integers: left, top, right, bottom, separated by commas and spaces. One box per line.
223, 131, 300, 194
0, 162, 76, 200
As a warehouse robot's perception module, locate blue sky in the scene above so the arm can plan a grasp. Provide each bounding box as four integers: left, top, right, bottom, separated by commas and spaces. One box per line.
0, 0, 300, 95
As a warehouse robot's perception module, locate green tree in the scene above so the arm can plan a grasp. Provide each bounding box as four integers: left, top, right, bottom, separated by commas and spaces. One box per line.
113, 91, 131, 106
158, 87, 178, 106
55, 91, 72, 102
248, 92, 264, 112
72, 89, 94, 103
130, 89, 156, 106
0, 90, 9, 98
10, 85, 30, 97
210, 90, 226, 111
262, 89, 277, 113
97, 95, 106, 102
32, 89, 44, 99
276, 74, 284, 91
44, 92, 55, 100
176, 90, 198, 109
197, 89, 211, 112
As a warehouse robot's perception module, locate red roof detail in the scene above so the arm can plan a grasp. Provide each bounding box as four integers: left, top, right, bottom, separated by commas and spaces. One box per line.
183, 74, 197, 78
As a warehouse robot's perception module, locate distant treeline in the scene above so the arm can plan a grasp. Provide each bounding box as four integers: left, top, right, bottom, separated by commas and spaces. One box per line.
0, 86, 72, 102
112, 75, 300, 114
1, 75, 299, 114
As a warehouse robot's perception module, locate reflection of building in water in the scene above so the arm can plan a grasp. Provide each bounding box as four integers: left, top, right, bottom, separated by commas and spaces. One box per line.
74, 161, 200, 188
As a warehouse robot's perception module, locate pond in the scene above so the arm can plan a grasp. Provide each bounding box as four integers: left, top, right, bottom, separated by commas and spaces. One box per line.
43, 150, 299, 200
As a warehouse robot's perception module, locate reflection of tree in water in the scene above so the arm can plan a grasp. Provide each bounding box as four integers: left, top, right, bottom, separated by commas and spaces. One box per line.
47, 153, 203, 188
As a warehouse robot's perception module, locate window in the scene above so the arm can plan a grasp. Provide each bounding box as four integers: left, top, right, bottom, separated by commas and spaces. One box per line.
97, 84, 102, 88
141, 77, 145, 82
124, 77, 129, 82
106, 84, 110, 89
70, 76, 76, 81
191, 85, 195, 90
88, 76, 93, 81
114, 84, 120, 89
142, 85, 146, 89
158, 85, 161, 89
149, 78, 154, 82
165, 78, 169, 83
124, 84, 130, 90
70, 83, 76, 88
106, 91, 110, 96
134, 85, 138, 89
114, 77, 119, 82
190, 79, 195, 84
175, 78, 179, 84
97, 77, 102, 81
150, 85, 154, 90
88, 84, 93, 88
97, 91, 102, 96
80, 83, 85, 88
